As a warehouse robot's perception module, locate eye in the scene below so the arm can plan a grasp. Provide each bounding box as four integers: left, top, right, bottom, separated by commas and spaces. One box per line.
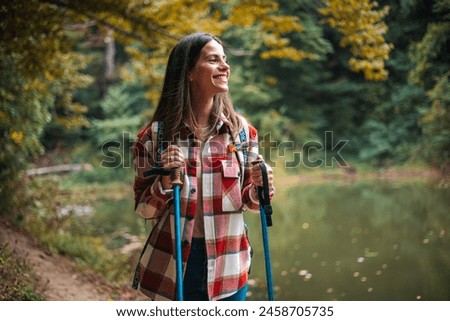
207, 56, 228, 64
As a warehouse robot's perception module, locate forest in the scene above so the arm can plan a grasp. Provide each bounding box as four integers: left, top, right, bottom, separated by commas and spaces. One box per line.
1, 0, 449, 203
1, 0, 449, 301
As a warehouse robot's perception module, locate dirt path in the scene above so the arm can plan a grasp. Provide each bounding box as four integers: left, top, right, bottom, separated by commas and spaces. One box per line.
0, 218, 143, 301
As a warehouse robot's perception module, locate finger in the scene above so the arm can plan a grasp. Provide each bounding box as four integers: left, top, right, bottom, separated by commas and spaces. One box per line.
251, 164, 262, 174
162, 156, 182, 169
161, 145, 181, 157
252, 165, 274, 187
269, 188, 275, 198
162, 146, 184, 166
251, 174, 263, 186
166, 145, 183, 157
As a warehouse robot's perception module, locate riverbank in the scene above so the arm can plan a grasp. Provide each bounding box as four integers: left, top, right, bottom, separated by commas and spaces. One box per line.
272, 163, 448, 190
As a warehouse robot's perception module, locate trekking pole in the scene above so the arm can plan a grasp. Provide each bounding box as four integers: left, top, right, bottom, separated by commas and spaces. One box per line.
171, 167, 184, 301
253, 161, 274, 301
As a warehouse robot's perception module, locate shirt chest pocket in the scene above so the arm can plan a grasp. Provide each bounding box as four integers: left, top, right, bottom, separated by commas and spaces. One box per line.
217, 159, 242, 213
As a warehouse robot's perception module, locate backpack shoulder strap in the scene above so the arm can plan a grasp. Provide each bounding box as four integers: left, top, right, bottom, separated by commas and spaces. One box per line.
151, 121, 164, 162
239, 125, 248, 165
234, 116, 250, 188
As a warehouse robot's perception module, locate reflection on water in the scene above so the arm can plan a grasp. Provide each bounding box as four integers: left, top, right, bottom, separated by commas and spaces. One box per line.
245, 180, 450, 300
92, 179, 449, 300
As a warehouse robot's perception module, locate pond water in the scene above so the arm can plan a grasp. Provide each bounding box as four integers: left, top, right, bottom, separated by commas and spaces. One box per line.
245, 180, 450, 301
93, 178, 450, 300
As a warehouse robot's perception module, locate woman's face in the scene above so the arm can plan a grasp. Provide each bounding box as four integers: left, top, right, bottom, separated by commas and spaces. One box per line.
189, 40, 230, 98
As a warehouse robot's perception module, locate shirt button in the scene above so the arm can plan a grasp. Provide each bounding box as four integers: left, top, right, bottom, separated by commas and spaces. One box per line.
190, 188, 196, 194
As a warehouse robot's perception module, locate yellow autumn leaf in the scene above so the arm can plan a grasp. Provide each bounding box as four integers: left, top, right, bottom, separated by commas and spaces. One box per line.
10, 130, 24, 144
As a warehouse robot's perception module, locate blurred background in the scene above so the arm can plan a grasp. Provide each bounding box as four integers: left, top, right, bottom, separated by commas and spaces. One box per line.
1, 0, 449, 300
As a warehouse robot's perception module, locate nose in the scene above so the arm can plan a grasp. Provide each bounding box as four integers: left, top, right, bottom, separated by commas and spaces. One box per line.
220, 61, 230, 72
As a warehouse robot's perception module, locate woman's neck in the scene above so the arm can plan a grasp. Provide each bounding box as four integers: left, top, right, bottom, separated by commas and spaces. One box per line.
192, 95, 214, 128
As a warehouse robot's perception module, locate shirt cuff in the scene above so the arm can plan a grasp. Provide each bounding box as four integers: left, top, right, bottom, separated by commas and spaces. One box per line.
152, 177, 173, 203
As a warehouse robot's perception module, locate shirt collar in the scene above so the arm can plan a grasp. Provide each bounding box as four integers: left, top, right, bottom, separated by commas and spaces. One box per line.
216, 113, 230, 135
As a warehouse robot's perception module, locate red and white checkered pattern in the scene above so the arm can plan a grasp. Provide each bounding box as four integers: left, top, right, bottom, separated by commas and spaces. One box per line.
132, 115, 260, 301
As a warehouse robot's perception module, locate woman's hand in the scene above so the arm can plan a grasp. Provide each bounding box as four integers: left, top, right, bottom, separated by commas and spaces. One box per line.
160, 145, 185, 189
251, 155, 275, 199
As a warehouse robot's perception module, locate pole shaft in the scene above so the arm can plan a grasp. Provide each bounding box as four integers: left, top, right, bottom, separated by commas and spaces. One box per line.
173, 184, 184, 301
260, 204, 274, 301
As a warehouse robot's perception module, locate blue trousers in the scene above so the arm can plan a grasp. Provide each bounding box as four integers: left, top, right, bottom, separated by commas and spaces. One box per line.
183, 238, 248, 301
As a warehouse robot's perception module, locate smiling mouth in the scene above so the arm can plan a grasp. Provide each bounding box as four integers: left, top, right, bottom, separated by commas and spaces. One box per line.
214, 75, 228, 82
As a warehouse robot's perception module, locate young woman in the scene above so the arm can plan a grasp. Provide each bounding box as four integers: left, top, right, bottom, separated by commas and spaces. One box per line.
132, 32, 275, 301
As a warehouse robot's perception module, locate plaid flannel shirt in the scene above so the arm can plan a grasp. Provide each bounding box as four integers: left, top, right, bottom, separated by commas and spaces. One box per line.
132, 115, 260, 301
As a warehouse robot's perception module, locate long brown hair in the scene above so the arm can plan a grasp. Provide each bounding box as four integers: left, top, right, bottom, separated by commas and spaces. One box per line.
150, 32, 242, 142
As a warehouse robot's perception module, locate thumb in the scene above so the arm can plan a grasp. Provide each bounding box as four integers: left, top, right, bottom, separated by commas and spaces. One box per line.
252, 154, 264, 165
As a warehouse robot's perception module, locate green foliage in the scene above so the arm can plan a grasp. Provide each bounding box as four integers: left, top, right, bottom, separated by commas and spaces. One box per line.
359, 119, 409, 165
0, 2, 92, 214
419, 73, 450, 165
90, 81, 149, 147
0, 1, 93, 128
20, 176, 137, 283
67, 166, 133, 185
0, 244, 44, 300
0, 54, 52, 213
0, 0, 67, 77
406, 1, 450, 166
357, 83, 427, 164
408, 22, 450, 87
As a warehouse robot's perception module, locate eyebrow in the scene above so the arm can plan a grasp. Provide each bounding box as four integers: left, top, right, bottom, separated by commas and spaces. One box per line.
205, 53, 227, 60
